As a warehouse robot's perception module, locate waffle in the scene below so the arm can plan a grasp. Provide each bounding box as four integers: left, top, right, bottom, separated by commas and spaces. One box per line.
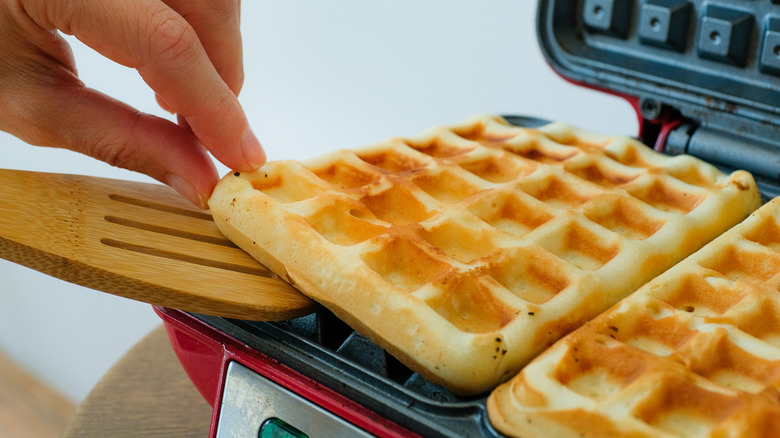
208, 114, 760, 395
488, 196, 780, 438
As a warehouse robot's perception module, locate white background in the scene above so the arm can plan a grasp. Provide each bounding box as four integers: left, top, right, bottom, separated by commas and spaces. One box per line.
0, 1, 636, 403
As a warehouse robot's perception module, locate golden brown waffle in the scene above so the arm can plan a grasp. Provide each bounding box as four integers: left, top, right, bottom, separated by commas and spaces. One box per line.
209, 114, 761, 395
488, 197, 780, 438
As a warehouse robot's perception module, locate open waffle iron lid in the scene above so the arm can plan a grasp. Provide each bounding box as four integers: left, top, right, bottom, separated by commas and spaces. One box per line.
536, 0, 780, 197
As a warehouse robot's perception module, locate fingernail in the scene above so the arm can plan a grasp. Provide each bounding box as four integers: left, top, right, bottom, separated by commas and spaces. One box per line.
155, 93, 175, 114
167, 174, 207, 209
242, 127, 266, 169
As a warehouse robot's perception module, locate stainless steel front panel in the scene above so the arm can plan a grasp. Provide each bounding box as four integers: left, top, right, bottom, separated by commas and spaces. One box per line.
216, 361, 373, 438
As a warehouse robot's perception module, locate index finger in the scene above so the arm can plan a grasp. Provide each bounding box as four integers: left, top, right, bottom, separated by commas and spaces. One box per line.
22, 0, 265, 171
163, 0, 244, 95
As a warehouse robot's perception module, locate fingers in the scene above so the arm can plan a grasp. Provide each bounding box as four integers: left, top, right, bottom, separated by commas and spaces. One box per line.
156, 0, 244, 112
22, 0, 265, 172
66, 90, 219, 209
3, 75, 218, 208
161, 0, 244, 95
154, 0, 244, 115
0, 5, 217, 207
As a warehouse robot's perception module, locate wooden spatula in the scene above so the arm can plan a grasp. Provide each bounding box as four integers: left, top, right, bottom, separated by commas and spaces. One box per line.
0, 168, 317, 320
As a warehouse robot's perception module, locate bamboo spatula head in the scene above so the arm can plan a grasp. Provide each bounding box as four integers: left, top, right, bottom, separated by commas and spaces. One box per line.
0, 169, 317, 320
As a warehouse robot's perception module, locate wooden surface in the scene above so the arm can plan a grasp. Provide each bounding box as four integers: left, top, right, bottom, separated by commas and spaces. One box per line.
62, 325, 213, 437
0, 169, 315, 320
0, 352, 76, 438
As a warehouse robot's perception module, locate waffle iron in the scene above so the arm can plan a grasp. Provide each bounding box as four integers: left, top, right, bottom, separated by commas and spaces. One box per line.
156, 1, 780, 436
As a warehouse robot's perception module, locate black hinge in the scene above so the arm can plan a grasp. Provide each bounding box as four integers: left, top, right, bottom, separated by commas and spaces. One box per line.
665, 123, 780, 199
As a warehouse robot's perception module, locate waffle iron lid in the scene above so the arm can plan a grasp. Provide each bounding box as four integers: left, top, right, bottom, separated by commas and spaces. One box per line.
535, 0, 780, 185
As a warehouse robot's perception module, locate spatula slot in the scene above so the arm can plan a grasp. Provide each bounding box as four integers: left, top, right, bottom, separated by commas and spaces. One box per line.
108, 193, 212, 220
100, 238, 276, 277
104, 215, 235, 247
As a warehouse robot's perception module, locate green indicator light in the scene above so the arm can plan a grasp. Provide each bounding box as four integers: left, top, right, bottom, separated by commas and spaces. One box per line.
258, 417, 309, 438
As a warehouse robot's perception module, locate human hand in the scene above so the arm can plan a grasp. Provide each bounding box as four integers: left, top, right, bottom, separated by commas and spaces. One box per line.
0, 0, 265, 209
